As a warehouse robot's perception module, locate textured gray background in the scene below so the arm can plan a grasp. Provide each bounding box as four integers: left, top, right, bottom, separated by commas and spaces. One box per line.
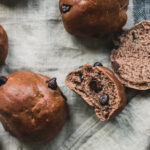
0, 0, 149, 149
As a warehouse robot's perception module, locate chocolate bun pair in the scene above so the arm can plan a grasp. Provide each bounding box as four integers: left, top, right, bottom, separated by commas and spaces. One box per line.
66, 20, 150, 122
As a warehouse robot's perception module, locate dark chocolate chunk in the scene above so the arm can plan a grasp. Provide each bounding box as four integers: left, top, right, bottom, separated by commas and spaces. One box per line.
75, 72, 83, 82
75, 72, 82, 77
112, 61, 120, 74
105, 113, 109, 118
104, 108, 109, 118
48, 78, 57, 90
61, 4, 72, 13
132, 32, 137, 43
0, 76, 8, 86
86, 68, 93, 72
93, 62, 103, 67
78, 89, 85, 93
100, 94, 109, 105
89, 78, 103, 93
73, 81, 81, 85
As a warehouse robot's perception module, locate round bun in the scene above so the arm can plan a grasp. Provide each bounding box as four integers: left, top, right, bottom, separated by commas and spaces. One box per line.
0, 25, 8, 64
59, 0, 129, 38
0, 71, 67, 143
110, 20, 150, 90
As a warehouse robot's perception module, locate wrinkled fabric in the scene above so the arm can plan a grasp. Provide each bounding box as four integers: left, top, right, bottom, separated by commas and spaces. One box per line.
0, 0, 149, 150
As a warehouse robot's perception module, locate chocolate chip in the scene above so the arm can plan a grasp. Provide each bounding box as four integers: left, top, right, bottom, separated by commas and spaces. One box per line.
89, 78, 103, 93
0, 76, 7, 86
75, 72, 82, 77
100, 94, 109, 105
105, 113, 109, 118
73, 81, 81, 85
61, 4, 72, 13
112, 61, 120, 74
93, 62, 103, 67
78, 89, 86, 94
75, 72, 83, 82
86, 68, 93, 72
132, 32, 137, 43
48, 78, 57, 90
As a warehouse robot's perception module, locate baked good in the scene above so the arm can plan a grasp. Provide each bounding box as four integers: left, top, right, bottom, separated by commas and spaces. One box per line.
0, 25, 8, 64
110, 20, 150, 90
0, 71, 67, 143
59, 0, 129, 38
65, 63, 126, 121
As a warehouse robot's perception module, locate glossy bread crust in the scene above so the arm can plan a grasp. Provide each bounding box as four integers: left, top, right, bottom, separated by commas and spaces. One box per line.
59, 0, 129, 38
0, 25, 8, 64
0, 71, 67, 143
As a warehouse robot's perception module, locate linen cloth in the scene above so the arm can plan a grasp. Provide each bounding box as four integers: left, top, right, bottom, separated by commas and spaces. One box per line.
0, 0, 149, 149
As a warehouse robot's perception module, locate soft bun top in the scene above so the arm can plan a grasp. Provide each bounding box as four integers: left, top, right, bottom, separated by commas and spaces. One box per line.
0, 71, 67, 143
59, 0, 129, 38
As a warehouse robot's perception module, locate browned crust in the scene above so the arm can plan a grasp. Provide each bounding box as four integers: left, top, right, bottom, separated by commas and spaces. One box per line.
0, 71, 67, 144
65, 65, 127, 121
110, 20, 150, 90
0, 25, 8, 64
59, 0, 129, 38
